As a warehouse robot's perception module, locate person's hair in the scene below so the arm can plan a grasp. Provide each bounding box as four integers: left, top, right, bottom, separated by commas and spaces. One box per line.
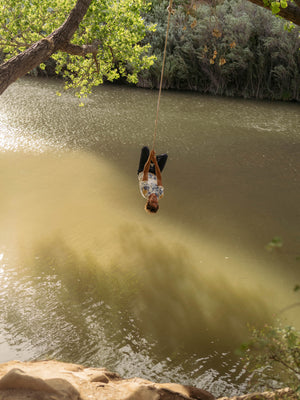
145, 200, 159, 214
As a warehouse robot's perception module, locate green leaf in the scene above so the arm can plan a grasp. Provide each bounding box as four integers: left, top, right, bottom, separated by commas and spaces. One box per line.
280, 0, 288, 8
265, 236, 283, 252
271, 1, 281, 14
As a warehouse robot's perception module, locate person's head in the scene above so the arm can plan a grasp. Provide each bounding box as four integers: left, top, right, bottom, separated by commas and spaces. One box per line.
145, 193, 159, 214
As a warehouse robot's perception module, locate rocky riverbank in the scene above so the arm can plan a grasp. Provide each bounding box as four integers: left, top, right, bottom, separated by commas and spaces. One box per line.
0, 360, 296, 400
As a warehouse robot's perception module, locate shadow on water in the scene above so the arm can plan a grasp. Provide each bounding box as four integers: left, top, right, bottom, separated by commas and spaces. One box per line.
2, 226, 273, 361
0, 232, 271, 400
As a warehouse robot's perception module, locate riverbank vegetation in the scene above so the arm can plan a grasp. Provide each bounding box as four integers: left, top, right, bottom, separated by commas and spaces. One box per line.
1, 0, 300, 101
139, 0, 300, 101
238, 240, 300, 396
240, 323, 300, 396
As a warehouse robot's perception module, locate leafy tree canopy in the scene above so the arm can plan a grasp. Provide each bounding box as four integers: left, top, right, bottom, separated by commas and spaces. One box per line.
0, 0, 156, 97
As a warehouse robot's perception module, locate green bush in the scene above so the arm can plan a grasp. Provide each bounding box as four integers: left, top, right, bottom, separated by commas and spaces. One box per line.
140, 0, 300, 100
240, 323, 300, 395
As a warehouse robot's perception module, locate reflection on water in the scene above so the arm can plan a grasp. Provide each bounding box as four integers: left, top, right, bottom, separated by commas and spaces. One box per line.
0, 77, 299, 397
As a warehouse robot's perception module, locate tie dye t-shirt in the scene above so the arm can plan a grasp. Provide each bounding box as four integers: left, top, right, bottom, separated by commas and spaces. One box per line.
138, 172, 164, 200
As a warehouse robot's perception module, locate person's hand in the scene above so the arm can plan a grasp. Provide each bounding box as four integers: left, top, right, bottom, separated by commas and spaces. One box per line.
150, 149, 156, 160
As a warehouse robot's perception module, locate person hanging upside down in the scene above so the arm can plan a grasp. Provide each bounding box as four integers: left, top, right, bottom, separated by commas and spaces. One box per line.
137, 146, 168, 214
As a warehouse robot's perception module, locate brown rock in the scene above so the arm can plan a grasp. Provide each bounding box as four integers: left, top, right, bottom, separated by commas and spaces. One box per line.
0, 368, 57, 393
0, 361, 216, 400
90, 374, 109, 384
218, 388, 297, 400
0, 360, 292, 400
0, 365, 80, 399
158, 383, 215, 400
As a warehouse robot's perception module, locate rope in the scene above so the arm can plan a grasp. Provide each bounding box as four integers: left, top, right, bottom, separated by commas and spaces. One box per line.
152, 0, 173, 151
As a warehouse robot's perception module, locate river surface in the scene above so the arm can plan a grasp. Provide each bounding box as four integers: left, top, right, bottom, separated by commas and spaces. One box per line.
0, 77, 299, 396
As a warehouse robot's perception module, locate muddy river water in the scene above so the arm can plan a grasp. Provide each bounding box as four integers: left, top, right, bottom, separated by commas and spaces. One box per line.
0, 77, 299, 396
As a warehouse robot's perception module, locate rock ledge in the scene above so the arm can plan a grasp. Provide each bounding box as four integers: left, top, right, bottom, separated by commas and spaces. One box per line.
0, 360, 296, 400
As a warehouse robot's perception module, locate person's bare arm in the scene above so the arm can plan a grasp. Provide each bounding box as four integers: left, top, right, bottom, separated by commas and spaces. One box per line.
151, 151, 162, 186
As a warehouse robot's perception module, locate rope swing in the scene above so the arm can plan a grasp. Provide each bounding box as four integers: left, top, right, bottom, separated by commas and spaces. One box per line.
152, 0, 174, 151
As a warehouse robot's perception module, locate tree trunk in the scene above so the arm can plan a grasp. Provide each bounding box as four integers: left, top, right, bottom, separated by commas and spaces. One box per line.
0, 40, 54, 95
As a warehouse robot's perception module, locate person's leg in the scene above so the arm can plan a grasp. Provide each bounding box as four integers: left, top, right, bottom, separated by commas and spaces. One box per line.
156, 153, 168, 173
137, 146, 150, 174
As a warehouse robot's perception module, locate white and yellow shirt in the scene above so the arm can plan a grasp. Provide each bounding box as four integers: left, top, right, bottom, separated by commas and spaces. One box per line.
138, 172, 164, 200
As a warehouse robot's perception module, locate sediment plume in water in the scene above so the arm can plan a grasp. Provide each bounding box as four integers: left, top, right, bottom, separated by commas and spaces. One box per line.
0, 151, 297, 360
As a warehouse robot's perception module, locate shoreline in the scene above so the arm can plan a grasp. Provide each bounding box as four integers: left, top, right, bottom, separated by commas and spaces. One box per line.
0, 360, 296, 400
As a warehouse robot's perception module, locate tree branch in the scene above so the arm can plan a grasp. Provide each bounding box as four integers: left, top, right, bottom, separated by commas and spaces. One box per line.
247, 0, 300, 26
0, 42, 31, 48
50, 0, 93, 47
293, 0, 300, 8
58, 41, 100, 56
270, 354, 299, 375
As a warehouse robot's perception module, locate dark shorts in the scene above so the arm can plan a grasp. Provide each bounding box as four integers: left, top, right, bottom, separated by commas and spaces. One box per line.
137, 146, 168, 175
